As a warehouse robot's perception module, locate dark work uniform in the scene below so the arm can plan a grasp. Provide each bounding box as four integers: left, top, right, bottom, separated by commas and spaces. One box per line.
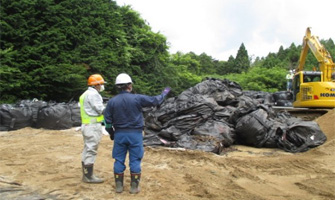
104, 91, 165, 173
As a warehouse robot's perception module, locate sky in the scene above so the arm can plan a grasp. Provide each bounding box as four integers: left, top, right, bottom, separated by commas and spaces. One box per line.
115, 0, 334, 61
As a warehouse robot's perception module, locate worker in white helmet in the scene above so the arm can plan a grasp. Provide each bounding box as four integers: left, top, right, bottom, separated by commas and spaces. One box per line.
104, 73, 170, 194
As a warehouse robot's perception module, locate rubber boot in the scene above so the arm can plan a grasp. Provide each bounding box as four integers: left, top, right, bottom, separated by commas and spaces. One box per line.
114, 173, 124, 193
82, 162, 104, 183
130, 173, 141, 194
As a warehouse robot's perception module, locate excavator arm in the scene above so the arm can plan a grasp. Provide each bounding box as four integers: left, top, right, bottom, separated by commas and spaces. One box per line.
296, 27, 335, 82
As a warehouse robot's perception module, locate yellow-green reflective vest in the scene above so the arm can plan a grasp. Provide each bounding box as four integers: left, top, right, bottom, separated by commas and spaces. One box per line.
79, 91, 104, 124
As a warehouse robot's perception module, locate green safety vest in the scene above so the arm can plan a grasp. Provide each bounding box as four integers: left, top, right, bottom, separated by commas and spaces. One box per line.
79, 91, 104, 124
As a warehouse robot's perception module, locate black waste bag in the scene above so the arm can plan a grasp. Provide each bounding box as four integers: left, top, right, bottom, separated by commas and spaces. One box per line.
273, 91, 293, 101
143, 128, 176, 147
17, 99, 47, 127
275, 99, 293, 107
144, 110, 163, 131
151, 97, 178, 125
192, 119, 235, 147
69, 101, 81, 127
228, 95, 261, 124
146, 94, 219, 131
186, 78, 243, 106
148, 119, 236, 154
164, 114, 204, 135
277, 120, 327, 153
213, 105, 236, 122
149, 78, 243, 127
0, 104, 33, 131
157, 125, 183, 141
235, 108, 284, 148
176, 95, 216, 117
35, 103, 72, 130
176, 134, 225, 154
243, 91, 274, 105
143, 132, 166, 146
263, 93, 275, 105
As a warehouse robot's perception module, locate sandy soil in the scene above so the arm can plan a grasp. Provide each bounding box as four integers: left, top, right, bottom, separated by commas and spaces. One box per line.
0, 109, 334, 200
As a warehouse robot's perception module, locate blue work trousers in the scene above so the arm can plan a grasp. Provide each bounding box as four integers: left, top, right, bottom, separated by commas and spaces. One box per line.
287, 80, 292, 91
112, 129, 144, 174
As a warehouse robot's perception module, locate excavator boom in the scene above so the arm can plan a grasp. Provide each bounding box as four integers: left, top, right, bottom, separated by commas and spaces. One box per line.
296, 28, 335, 81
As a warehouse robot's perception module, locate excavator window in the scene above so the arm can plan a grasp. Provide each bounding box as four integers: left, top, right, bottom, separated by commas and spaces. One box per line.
303, 74, 321, 83
303, 75, 311, 83
312, 76, 321, 82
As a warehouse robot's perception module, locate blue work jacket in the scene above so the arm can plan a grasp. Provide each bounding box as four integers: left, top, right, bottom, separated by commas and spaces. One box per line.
104, 91, 165, 130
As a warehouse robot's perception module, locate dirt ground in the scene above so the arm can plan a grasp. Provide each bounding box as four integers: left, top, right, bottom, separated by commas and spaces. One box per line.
0, 109, 334, 200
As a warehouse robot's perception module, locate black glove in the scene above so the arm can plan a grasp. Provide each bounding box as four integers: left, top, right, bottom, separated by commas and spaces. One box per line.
105, 127, 115, 140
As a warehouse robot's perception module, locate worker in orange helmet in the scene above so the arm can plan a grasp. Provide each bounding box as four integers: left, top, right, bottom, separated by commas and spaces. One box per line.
79, 74, 106, 183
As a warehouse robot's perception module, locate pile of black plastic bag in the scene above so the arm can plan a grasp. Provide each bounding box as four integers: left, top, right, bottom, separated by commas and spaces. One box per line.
0, 78, 327, 154
0, 100, 81, 131
143, 78, 326, 154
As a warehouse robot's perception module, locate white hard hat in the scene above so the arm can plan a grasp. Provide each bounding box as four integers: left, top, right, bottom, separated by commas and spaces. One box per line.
115, 73, 132, 85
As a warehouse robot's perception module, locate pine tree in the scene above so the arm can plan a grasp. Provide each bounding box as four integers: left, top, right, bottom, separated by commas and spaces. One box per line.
234, 43, 250, 73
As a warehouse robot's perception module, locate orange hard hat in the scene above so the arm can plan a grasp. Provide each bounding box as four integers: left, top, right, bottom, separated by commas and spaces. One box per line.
87, 74, 106, 86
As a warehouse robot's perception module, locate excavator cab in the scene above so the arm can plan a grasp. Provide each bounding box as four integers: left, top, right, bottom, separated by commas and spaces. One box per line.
293, 71, 335, 108
293, 71, 322, 99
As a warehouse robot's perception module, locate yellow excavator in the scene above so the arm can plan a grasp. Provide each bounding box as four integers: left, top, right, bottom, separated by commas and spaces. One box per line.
292, 27, 335, 108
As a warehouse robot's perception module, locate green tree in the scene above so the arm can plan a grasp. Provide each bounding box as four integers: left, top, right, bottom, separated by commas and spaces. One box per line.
171, 52, 201, 75
215, 60, 227, 75
262, 52, 283, 68
234, 43, 250, 73
222, 66, 287, 92
324, 38, 335, 61
0, 0, 172, 102
197, 53, 217, 75
286, 43, 300, 69
0, 47, 22, 103
224, 55, 236, 73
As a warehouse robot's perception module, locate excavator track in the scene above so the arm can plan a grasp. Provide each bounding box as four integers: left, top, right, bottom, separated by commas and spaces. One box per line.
273, 106, 329, 121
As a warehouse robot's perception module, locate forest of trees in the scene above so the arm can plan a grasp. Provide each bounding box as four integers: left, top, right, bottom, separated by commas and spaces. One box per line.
1, 0, 335, 103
